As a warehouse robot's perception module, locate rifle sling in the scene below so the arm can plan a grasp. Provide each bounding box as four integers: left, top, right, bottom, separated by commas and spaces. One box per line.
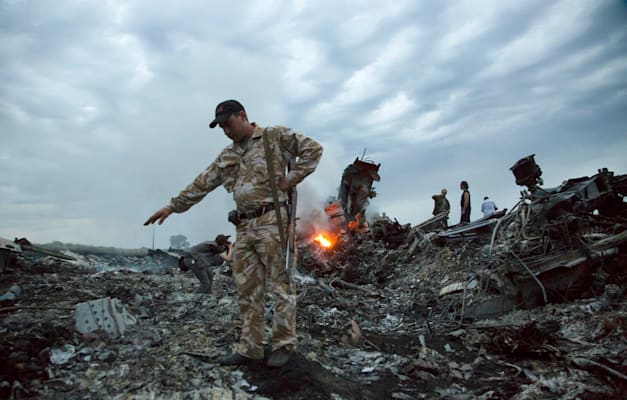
262, 128, 287, 248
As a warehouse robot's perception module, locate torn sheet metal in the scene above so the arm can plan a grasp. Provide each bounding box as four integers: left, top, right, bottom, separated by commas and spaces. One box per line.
489, 155, 627, 308
438, 219, 498, 238
415, 212, 449, 231
439, 280, 478, 296
337, 157, 381, 226
74, 297, 137, 338
0, 237, 21, 273
0, 237, 23, 253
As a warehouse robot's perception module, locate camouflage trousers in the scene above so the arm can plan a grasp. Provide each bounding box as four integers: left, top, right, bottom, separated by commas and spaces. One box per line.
232, 208, 296, 359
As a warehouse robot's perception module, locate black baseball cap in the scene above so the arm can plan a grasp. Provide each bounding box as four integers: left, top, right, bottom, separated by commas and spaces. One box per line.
215, 234, 231, 245
209, 100, 245, 128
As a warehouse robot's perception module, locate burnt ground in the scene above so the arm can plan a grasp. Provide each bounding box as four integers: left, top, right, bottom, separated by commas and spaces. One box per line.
1, 236, 626, 400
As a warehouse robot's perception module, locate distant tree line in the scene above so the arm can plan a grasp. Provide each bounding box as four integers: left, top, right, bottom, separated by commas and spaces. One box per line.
169, 234, 189, 250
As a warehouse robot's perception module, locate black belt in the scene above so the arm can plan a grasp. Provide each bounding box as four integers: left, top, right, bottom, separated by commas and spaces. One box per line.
238, 201, 287, 220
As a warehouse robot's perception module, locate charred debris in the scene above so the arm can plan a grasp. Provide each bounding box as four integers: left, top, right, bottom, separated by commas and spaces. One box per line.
1, 154, 626, 399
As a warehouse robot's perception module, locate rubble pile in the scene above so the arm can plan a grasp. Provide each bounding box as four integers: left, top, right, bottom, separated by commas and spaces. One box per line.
435, 158, 627, 319
1, 226, 624, 399
1, 158, 625, 399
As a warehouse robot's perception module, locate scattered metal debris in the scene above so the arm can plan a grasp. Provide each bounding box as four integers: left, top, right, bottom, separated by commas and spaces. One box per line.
1, 156, 624, 399
337, 155, 381, 230
74, 297, 137, 338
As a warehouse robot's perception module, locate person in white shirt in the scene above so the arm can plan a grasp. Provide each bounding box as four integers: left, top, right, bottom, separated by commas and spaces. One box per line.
481, 196, 497, 217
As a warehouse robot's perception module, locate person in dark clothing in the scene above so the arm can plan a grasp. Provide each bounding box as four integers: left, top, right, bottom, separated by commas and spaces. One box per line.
178, 234, 233, 294
459, 181, 471, 224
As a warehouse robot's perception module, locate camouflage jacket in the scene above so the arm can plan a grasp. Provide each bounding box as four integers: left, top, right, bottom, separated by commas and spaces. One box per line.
432, 194, 450, 215
167, 124, 323, 213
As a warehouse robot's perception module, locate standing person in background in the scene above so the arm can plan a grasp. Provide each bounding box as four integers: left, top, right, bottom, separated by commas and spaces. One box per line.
431, 188, 450, 227
144, 99, 323, 368
481, 196, 498, 217
460, 181, 471, 224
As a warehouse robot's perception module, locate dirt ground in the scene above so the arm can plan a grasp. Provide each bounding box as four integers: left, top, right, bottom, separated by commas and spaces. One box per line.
1, 234, 626, 399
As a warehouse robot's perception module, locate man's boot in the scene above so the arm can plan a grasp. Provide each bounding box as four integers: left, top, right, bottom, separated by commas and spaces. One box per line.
266, 347, 292, 368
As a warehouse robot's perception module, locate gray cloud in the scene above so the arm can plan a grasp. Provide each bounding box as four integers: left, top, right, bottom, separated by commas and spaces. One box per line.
1, 0, 625, 248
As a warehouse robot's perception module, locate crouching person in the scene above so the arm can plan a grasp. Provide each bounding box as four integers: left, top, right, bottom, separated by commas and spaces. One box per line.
179, 234, 232, 294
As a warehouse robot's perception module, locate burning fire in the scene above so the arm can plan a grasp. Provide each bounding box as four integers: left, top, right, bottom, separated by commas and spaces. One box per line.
313, 232, 336, 249
347, 213, 362, 231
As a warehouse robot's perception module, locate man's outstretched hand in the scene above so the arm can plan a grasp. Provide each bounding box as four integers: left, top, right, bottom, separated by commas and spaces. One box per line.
144, 207, 172, 225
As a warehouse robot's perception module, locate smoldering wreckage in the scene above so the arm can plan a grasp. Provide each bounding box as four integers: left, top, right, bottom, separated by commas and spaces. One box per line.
1, 155, 626, 399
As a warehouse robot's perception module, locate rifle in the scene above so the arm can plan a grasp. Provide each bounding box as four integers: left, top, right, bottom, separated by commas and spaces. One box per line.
262, 129, 294, 287
284, 159, 298, 287
262, 129, 286, 248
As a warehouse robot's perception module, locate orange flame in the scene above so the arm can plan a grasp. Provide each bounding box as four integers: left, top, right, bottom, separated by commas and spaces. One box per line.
314, 232, 335, 249
347, 213, 361, 231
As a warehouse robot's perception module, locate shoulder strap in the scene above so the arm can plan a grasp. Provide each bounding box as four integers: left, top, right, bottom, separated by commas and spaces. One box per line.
262, 128, 287, 248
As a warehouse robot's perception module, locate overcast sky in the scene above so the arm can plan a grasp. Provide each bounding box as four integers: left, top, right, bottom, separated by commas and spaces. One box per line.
1, 0, 626, 249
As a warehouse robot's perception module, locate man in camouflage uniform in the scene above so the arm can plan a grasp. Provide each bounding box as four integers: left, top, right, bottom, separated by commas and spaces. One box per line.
144, 100, 323, 368
432, 188, 450, 227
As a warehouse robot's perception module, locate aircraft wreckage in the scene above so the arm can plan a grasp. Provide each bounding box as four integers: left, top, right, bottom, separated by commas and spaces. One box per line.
302, 154, 626, 318
1, 154, 625, 399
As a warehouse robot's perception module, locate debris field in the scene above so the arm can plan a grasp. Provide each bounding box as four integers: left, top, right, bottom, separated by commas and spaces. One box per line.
1, 157, 626, 399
